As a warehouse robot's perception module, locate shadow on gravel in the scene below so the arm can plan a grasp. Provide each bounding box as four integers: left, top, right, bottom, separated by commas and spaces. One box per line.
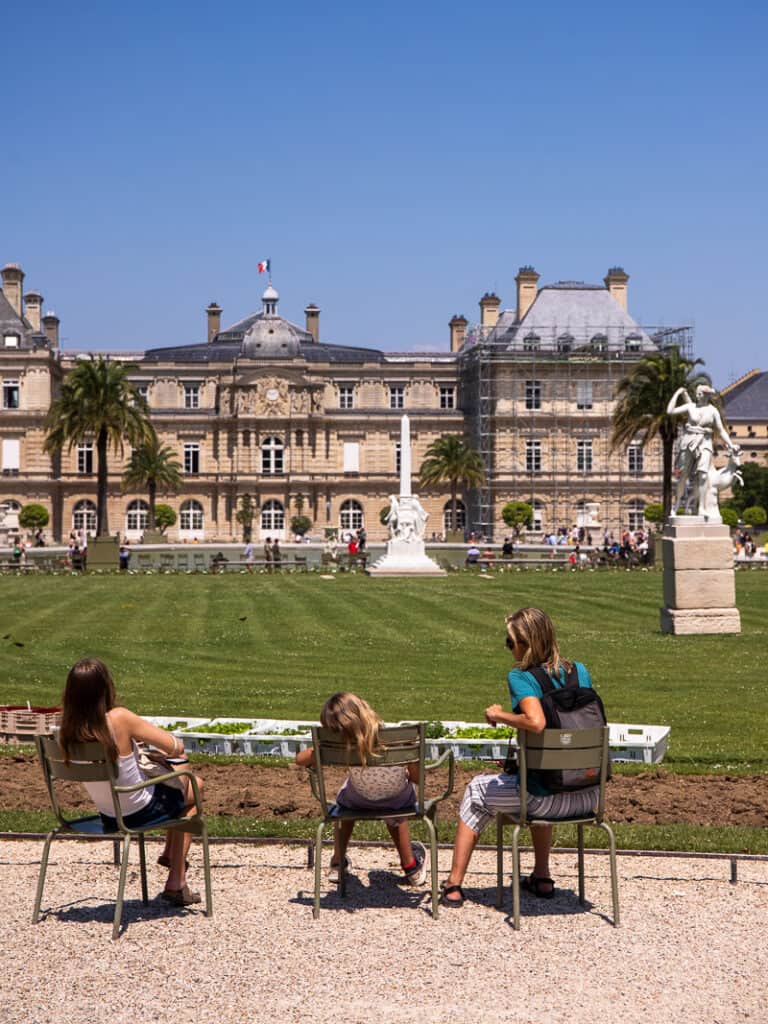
36, 895, 207, 934
292, 868, 435, 916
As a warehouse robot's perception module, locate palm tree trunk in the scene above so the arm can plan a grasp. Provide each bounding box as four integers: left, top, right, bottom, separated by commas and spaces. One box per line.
96, 427, 109, 536
148, 480, 157, 529
451, 480, 458, 534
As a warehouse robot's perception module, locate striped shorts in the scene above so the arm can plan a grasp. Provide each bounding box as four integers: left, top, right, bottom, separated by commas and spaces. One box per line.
459, 773, 599, 834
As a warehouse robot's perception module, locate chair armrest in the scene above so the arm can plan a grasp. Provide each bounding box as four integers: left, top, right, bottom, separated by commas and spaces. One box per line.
423, 748, 455, 802
114, 768, 203, 815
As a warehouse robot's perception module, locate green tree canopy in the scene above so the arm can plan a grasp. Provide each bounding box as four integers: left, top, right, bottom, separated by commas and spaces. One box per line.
742, 505, 767, 528
643, 503, 664, 526
501, 500, 533, 538
122, 435, 183, 529
611, 349, 712, 519
419, 435, 485, 534
153, 504, 176, 534
19, 504, 50, 530
290, 515, 312, 537
730, 462, 768, 514
720, 507, 739, 528
235, 494, 257, 541
45, 356, 153, 536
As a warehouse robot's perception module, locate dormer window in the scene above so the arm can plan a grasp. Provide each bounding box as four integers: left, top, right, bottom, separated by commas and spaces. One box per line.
557, 334, 574, 353
591, 333, 608, 352
3, 333, 20, 349
523, 333, 540, 352
625, 334, 642, 352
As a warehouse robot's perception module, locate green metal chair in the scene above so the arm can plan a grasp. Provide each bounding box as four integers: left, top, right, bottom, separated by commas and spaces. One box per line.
496, 726, 619, 929
33, 734, 213, 939
307, 723, 454, 919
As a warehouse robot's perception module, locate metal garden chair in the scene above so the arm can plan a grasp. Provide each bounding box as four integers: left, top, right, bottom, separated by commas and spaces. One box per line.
33, 734, 213, 939
307, 723, 454, 919
496, 726, 619, 929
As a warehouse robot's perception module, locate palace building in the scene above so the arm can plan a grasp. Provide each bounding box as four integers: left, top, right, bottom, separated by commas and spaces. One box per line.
0, 260, 691, 542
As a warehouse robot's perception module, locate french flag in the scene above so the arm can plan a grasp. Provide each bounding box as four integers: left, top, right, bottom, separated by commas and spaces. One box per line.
258, 259, 271, 274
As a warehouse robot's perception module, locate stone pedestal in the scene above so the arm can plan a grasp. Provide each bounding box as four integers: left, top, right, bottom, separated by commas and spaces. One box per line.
87, 535, 119, 571
660, 519, 740, 634
367, 538, 446, 577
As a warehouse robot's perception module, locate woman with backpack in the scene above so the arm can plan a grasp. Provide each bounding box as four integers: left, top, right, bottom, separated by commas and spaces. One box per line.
440, 606, 600, 907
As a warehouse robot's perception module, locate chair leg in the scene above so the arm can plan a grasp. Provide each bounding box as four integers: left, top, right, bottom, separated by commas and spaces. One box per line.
511, 825, 522, 930
313, 821, 325, 919
495, 817, 505, 909
112, 839, 120, 866
337, 822, 351, 898
138, 833, 148, 904
32, 831, 55, 924
577, 823, 585, 905
600, 822, 620, 927
113, 833, 132, 940
201, 824, 213, 917
423, 814, 439, 920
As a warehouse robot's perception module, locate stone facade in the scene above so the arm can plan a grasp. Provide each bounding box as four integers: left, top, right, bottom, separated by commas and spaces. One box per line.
0, 261, 682, 542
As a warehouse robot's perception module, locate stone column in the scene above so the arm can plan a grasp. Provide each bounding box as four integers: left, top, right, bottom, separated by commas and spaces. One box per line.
660, 520, 740, 634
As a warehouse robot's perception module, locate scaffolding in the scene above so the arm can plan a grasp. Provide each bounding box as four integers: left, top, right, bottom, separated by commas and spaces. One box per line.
457, 323, 694, 540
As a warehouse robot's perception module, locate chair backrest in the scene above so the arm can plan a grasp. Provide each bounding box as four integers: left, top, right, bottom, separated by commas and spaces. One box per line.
35, 734, 120, 825
310, 723, 425, 814
518, 727, 609, 821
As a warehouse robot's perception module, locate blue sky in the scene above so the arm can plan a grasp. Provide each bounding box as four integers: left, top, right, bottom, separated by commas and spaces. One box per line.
4, 1, 767, 386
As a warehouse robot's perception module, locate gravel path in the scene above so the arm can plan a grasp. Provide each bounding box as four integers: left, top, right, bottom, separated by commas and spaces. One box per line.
3, 838, 767, 1024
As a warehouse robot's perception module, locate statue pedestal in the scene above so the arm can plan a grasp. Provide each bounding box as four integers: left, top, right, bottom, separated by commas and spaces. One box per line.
367, 538, 446, 577
660, 520, 740, 634
87, 535, 120, 571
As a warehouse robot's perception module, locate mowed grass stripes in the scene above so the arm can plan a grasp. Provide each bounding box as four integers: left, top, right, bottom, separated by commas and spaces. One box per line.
0, 570, 766, 765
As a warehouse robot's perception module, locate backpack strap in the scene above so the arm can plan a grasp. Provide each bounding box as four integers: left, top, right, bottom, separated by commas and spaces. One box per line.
529, 663, 580, 694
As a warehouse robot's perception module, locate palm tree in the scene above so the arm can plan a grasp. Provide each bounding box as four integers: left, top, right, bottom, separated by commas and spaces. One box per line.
419, 435, 485, 533
611, 348, 712, 519
44, 356, 154, 536
122, 435, 183, 529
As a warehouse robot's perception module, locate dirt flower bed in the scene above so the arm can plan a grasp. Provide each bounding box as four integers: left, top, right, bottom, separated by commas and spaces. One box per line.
2, 752, 768, 827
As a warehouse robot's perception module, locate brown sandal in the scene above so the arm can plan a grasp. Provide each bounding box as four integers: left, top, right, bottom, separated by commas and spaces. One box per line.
160, 885, 201, 906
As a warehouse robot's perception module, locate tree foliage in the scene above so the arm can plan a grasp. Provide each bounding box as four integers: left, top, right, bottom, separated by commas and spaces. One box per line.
290, 515, 312, 536
729, 462, 768, 514
501, 500, 533, 538
45, 356, 154, 536
643, 503, 664, 525
720, 507, 739, 528
122, 434, 182, 528
19, 503, 49, 530
419, 435, 485, 533
611, 349, 711, 519
153, 504, 176, 533
235, 494, 257, 541
742, 505, 767, 527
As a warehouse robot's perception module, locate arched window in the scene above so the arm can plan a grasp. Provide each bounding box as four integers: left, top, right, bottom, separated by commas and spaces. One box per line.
590, 333, 608, 352
443, 499, 466, 534
261, 500, 285, 533
261, 436, 284, 475
339, 499, 363, 532
523, 333, 540, 352
627, 498, 645, 532
179, 499, 204, 533
73, 499, 97, 536
557, 333, 574, 353
125, 499, 149, 533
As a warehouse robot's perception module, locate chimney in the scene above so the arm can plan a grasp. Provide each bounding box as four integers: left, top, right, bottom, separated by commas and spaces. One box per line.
24, 291, 43, 332
515, 266, 539, 322
479, 292, 501, 330
604, 267, 629, 311
449, 314, 468, 353
206, 302, 222, 344
42, 311, 60, 348
304, 303, 320, 343
1, 263, 24, 317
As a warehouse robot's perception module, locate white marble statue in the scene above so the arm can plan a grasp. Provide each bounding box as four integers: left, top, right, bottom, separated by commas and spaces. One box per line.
667, 384, 737, 519
385, 493, 429, 543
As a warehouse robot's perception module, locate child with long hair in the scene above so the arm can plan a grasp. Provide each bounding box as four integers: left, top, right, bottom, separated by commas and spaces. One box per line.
58, 657, 204, 906
440, 607, 600, 907
296, 692, 427, 885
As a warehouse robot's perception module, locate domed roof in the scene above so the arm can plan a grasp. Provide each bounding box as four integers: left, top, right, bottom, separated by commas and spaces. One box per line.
262, 283, 279, 302
241, 316, 307, 358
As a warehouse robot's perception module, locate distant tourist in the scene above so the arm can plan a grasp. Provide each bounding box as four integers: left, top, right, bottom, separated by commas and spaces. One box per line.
501, 536, 514, 558
271, 538, 282, 570
119, 544, 131, 571
465, 544, 481, 566
243, 540, 255, 572
264, 537, 273, 572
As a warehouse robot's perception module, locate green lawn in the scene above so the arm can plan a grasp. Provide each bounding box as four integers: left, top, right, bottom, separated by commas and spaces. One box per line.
1, 569, 766, 767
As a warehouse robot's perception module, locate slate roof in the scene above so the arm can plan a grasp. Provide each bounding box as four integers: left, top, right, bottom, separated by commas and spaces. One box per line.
143, 333, 385, 365
484, 282, 656, 352
722, 370, 768, 420
0, 291, 49, 350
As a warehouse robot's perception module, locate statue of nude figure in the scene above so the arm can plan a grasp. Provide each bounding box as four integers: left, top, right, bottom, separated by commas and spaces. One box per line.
667, 384, 735, 518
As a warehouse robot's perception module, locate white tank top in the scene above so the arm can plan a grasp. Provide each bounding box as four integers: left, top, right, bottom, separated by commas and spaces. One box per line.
84, 739, 153, 818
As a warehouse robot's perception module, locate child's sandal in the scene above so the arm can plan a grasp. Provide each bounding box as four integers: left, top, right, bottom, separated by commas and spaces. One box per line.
439, 882, 465, 908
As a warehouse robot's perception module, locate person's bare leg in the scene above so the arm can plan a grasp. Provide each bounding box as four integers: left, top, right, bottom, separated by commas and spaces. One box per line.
331, 820, 355, 866
164, 772, 202, 892
386, 821, 414, 867
442, 820, 480, 900
530, 824, 554, 893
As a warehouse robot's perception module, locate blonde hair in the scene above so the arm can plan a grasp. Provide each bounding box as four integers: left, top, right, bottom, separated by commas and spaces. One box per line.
321, 692, 382, 766
505, 607, 572, 677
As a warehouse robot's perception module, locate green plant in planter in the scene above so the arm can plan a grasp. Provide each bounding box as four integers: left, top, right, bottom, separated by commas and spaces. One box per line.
154, 504, 176, 534
19, 503, 50, 531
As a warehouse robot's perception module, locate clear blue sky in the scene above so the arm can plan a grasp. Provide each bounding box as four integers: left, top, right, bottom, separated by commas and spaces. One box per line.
4, 1, 766, 387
